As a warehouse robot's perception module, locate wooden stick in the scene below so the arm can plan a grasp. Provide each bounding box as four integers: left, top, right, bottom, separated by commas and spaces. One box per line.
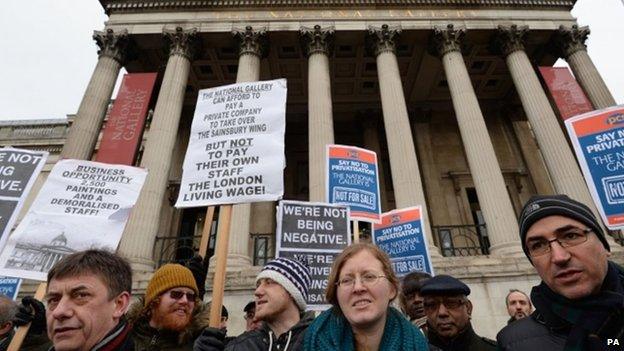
199, 206, 215, 258
8, 283, 47, 351
354, 220, 360, 243
209, 204, 232, 327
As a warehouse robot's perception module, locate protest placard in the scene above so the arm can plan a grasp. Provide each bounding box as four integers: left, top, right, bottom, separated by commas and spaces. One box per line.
373, 206, 434, 277
0, 159, 147, 281
326, 145, 381, 223
0, 148, 48, 253
566, 105, 624, 228
175, 79, 286, 208
276, 200, 350, 310
0, 276, 21, 299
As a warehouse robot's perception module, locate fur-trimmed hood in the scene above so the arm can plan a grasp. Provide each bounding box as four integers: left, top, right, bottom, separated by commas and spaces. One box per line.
126, 297, 211, 349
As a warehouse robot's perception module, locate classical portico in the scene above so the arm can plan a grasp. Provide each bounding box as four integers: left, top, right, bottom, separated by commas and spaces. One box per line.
49, 0, 624, 337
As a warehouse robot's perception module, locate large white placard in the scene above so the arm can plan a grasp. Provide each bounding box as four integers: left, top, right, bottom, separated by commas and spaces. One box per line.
175, 79, 287, 207
0, 159, 147, 281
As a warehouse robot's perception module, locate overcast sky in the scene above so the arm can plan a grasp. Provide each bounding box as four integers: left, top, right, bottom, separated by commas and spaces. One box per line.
0, 0, 622, 121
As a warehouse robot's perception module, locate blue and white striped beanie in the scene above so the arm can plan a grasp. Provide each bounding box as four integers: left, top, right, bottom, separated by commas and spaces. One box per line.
256, 257, 311, 311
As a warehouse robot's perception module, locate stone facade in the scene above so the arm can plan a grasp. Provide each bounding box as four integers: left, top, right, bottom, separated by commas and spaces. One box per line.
5, 0, 623, 338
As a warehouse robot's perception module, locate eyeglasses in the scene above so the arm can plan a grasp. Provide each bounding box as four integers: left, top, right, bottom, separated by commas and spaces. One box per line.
336, 272, 387, 289
526, 227, 591, 257
423, 297, 466, 312
168, 290, 197, 301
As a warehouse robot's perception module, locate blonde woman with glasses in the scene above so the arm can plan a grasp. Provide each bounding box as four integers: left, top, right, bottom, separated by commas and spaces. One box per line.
304, 243, 429, 351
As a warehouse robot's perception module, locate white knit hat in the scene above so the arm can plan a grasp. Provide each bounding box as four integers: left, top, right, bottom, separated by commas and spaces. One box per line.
256, 258, 311, 311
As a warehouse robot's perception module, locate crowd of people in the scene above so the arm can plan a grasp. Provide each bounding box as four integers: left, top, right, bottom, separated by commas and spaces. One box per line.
0, 194, 623, 350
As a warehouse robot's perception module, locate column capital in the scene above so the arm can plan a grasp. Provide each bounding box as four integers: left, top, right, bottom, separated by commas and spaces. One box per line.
367, 24, 402, 56
233, 26, 269, 58
556, 25, 590, 58
493, 24, 529, 57
93, 28, 129, 63
430, 24, 466, 57
163, 27, 199, 60
300, 25, 335, 57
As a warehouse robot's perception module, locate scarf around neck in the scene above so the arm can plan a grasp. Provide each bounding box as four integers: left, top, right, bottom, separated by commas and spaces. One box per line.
531, 261, 624, 351
303, 306, 428, 351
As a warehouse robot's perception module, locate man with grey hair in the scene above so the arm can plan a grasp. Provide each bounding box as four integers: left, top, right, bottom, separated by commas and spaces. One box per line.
0, 295, 18, 349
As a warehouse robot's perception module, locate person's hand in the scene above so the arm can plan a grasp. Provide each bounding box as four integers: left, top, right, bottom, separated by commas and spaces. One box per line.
179, 255, 208, 299
13, 296, 46, 334
194, 327, 226, 351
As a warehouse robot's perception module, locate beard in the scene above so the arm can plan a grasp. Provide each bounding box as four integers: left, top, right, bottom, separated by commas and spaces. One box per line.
151, 306, 193, 332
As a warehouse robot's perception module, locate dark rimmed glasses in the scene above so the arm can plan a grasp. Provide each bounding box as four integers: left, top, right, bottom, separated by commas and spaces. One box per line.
526, 227, 591, 257
168, 290, 197, 301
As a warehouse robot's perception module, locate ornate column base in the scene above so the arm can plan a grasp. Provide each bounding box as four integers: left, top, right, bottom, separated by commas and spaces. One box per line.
488, 241, 525, 257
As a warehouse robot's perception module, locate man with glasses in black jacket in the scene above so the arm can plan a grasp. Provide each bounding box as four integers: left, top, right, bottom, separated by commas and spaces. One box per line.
497, 195, 624, 351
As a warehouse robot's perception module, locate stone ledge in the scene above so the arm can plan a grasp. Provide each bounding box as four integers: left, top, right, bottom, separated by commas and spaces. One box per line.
100, 0, 575, 15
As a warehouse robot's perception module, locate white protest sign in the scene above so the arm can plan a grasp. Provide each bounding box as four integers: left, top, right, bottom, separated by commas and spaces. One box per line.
276, 200, 351, 310
0, 148, 48, 254
0, 159, 147, 281
176, 79, 286, 207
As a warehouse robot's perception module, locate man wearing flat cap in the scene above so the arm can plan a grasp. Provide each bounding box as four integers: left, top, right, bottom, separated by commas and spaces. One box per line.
497, 195, 624, 351
421, 274, 496, 351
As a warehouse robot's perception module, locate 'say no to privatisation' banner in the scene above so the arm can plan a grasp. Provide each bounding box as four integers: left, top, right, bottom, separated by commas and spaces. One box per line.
0, 148, 48, 255
0, 159, 147, 281
373, 206, 434, 277
327, 145, 381, 223
176, 79, 287, 207
276, 200, 351, 310
566, 105, 624, 229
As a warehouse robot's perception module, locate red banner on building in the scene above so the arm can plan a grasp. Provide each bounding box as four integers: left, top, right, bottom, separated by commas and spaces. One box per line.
539, 66, 594, 121
96, 72, 157, 165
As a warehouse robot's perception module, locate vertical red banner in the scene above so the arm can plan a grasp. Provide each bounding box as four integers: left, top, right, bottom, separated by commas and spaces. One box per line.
539, 66, 594, 121
96, 72, 158, 165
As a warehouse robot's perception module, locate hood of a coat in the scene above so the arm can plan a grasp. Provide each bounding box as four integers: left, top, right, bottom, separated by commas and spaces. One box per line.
126, 297, 211, 345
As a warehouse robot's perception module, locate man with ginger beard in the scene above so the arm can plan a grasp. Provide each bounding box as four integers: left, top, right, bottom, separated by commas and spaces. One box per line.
128, 263, 209, 350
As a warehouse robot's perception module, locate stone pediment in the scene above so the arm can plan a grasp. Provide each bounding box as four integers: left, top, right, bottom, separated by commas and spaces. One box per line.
100, 0, 575, 14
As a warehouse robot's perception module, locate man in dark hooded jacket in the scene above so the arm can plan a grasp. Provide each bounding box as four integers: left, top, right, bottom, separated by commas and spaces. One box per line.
497, 195, 624, 351
194, 257, 312, 351
128, 263, 210, 350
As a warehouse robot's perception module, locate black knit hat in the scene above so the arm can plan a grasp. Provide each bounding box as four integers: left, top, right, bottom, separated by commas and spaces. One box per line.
518, 195, 610, 259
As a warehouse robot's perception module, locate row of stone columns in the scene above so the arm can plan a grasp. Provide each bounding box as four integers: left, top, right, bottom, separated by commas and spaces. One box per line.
63, 23, 619, 274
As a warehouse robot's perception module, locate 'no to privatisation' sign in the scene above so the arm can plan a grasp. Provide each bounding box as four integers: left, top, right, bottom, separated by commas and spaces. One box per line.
0, 276, 21, 300
0, 159, 147, 281
276, 200, 351, 310
0, 148, 48, 254
373, 206, 434, 277
326, 145, 381, 223
176, 79, 286, 207
566, 105, 624, 229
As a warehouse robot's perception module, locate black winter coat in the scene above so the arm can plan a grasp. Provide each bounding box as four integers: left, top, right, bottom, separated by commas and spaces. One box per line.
497, 313, 565, 351
224, 314, 313, 351
428, 324, 496, 351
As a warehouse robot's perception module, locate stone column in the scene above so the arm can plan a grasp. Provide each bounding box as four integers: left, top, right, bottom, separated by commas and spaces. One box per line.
368, 25, 440, 257
118, 27, 197, 273
412, 111, 451, 226
432, 25, 521, 255
556, 25, 617, 109
227, 26, 268, 268
494, 25, 594, 202
301, 25, 335, 202
495, 25, 622, 250
361, 114, 390, 212
507, 109, 555, 195
61, 29, 128, 160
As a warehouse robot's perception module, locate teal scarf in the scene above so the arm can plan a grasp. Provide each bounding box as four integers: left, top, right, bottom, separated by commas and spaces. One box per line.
304, 306, 428, 351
